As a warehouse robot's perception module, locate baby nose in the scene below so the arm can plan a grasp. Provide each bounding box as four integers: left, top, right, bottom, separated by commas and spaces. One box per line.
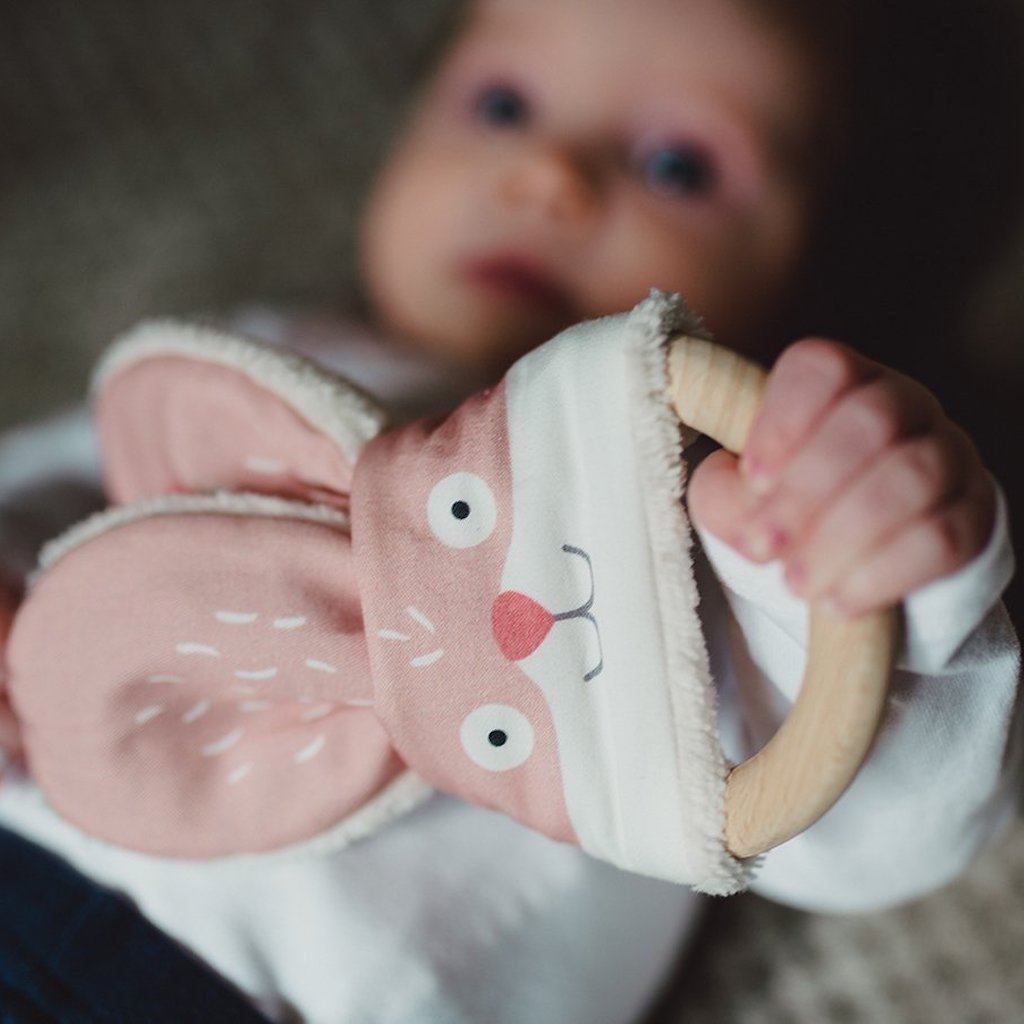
499, 145, 599, 224
492, 590, 555, 662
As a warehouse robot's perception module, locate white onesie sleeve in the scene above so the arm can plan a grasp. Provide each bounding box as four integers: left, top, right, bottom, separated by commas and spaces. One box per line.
697, 488, 1021, 913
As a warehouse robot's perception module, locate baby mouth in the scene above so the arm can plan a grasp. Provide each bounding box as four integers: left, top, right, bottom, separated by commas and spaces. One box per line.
462, 256, 578, 320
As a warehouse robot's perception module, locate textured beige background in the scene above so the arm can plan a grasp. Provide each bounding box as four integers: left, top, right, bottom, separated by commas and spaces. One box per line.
2, 3, 1023, 1022
1, 0, 453, 427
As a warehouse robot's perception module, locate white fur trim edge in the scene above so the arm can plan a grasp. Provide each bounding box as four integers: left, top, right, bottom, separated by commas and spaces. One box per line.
628, 290, 750, 894
93, 318, 389, 467
34, 490, 350, 580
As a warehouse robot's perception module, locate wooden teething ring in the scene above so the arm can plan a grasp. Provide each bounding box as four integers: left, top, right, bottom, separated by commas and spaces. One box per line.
668, 336, 898, 860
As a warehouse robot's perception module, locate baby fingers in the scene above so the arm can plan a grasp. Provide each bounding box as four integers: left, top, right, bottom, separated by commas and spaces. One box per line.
690, 336, 997, 614
806, 480, 996, 616
782, 428, 966, 589
734, 369, 940, 563
739, 339, 923, 491
690, 433, 994, 615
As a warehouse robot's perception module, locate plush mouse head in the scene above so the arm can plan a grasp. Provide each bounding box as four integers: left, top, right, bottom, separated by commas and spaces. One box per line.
4, 292, 748, 894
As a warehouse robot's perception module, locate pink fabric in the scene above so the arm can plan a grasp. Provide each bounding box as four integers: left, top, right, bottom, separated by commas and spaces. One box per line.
99, 357, 356, 509
6, 334, 580, 858
7, 340, 411, 856
353, 385, 575, 845
7, 509, 402, 856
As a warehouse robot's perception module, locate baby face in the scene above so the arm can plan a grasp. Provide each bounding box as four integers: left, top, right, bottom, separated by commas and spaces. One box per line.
362, 0, 822, 370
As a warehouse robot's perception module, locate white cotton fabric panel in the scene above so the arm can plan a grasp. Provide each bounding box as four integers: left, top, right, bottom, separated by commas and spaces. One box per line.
502, 293, 746, 893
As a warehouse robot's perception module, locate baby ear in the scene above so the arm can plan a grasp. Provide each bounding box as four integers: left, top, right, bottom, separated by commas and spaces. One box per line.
93, 320, 389, 508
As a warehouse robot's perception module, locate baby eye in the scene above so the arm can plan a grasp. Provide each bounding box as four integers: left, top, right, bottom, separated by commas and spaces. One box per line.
427, 472, 498, 548
473, 84, 530, 128
636, 143, 717, 199
460, 704, 535, 772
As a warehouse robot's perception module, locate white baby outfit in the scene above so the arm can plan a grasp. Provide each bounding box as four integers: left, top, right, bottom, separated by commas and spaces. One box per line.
0, 305, 1018, 1023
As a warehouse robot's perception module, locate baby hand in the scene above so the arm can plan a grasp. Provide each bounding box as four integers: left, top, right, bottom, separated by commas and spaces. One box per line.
688, 339, 996, 616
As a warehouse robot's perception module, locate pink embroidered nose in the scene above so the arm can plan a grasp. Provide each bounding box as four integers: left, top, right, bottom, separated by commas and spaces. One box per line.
492, 591, 555, 661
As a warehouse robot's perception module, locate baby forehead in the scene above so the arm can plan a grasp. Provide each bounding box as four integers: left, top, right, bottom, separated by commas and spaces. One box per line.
464, 0, 797, 53
449, 0, 819, 152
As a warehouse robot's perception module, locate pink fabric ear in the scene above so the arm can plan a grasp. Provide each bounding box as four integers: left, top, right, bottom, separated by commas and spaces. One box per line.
95, 323, 387, 509
6, 498, 418, 857
3, 324, 422, 859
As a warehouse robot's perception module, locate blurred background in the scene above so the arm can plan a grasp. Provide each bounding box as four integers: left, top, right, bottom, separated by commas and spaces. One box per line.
2, 1, 1024, 1021
1, 0, 447, 427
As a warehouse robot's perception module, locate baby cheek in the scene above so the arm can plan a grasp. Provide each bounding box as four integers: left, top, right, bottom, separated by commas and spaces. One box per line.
363, 137, 464, 274
361, 150, 452, 319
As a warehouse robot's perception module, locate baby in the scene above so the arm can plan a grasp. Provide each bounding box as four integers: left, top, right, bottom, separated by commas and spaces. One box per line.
0, 0, 1018, 1021
360, 0, 998, 613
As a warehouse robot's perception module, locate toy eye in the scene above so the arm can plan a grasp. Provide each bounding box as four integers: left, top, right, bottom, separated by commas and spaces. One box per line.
427, 472, 498, 549
474, 84, 530, 128
460, 704, 535, 772
637, 142, 717, 198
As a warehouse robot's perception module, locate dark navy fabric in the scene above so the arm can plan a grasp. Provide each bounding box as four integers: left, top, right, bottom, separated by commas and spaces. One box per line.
0, 826, 271, 1023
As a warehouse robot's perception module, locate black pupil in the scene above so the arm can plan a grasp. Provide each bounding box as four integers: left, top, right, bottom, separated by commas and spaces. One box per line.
488, 729, 508, 748
451, 500, 471, 520
476, 86, 527, 127
647, 146, 714, 195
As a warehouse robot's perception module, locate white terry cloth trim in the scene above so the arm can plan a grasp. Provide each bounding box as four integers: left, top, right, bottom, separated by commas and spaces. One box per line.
26, 768, 436, 868
93, 319, 390, 468
35, 490, 351, 578
502, 291, 748, 894
629, 294, 749, 894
